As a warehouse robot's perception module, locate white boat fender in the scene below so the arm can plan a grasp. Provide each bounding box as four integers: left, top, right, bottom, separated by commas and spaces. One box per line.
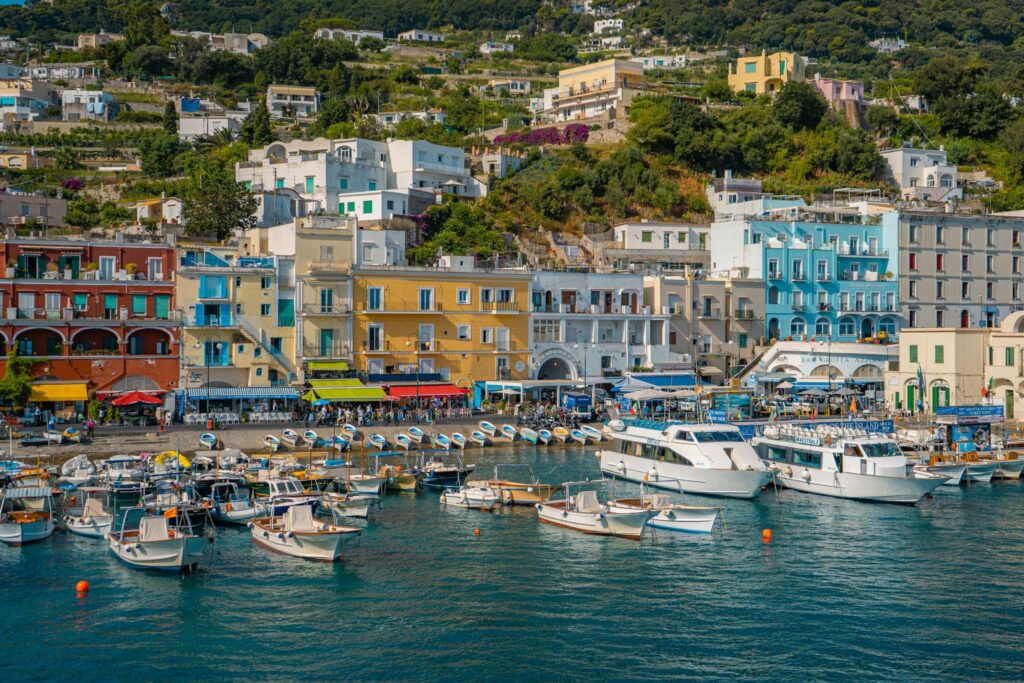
801, 469, 811, 482
535, 504, 542, 511
527, 487, 534, 493
617, 460, 626, 472
594, 514, 603, 521
784, 466, 793, 477
646, 467, 658, 481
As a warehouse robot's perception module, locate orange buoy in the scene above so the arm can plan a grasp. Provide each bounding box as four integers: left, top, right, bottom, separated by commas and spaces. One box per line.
395, 465, 402, 473
762, 528, 773, 544
473, 527, 481, 536
75, 580, 89, 593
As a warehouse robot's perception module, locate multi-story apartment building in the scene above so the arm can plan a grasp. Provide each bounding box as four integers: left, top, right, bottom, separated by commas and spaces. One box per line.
314, 28, 384, 44
880, 144, 961, 202
710, 210, 901, 342
0, 78, 58, 125
542, 58, 646, 122
235, 137, 484, 223
369, 108, 447, 127
645, 271, 765, 378
899, 211, 1024, 330
0, 237, 179, 397
604, 221, 709, 270
352, 256, 531, 384
592, 19, 624, 34
630, 54, 687, 71
176, 248, 296, 390
530, 271, 675, 381
728, 50, 806, 94
0, 189, 68, 226
266, 84, 320, 118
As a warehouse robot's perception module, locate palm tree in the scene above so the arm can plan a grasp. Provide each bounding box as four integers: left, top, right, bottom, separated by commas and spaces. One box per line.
193, 127, 237, 153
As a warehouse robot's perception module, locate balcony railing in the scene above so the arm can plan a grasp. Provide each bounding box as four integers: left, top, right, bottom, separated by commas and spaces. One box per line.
301, 302, 352, 316
479, 301, 520, 312
698, 307, 721, 319
302, 343, 352, 358
182, 355, 232, 367
307, 261, 350, 273
184, 314, 237, 328
733, 309, 755, 320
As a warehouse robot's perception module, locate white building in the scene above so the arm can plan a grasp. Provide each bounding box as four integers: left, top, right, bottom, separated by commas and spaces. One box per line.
236, 137, 486, 223
530, 271, 676, 380
177, 112, 245, 141
0, 79, 57, 126
134, 196, 183, 225
480, 41, 515, 55
630, 55, 687, 71
398, 29, 445, 43
880, 144, 961, 202
869, 36, 907, 53
487, 78, 531, 96
29, 63, 99, 80
743, 339, 891, 393
60, 88, 116, 121
314, 28, 384, 45
612, 222, 709, 252
368, 109, 447, 127
593, 19, 624, 34
266, 84, 320, 119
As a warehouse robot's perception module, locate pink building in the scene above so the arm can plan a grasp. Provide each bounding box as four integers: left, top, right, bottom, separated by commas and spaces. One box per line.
810, 75, 864, 108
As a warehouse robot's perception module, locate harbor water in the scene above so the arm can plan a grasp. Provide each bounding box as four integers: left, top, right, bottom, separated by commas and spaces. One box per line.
2, 444, 1024, 681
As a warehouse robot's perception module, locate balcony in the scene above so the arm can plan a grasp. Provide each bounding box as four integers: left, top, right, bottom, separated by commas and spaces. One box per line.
479, 301, 521, 312
184, 314, 237, 328
733, 309, 755, 320
817, 272, 831, 282
698, 307, 722, 319
359, 340, 393, 353
838, 247, 889, 257
792, 272, 807, 282
183, 354, 232, 368
768, 272, 783, 280
301, 302, 351, 316
303, 342, 352, 358
307, 261, 351, 274
791, 304, 806, 312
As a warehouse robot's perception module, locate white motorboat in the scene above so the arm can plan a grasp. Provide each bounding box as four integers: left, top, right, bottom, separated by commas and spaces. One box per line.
301, 430, 319, 447
432, 433, 452, 450
407, 426, 428, 443
320, 492, 376, 519
536, 486, 655, 539
440, 484, 500, 510
599, 420, 774, 499
519, 427, 539, 444
209, 481, 256, 525
281, 429, 300, 447
62, 487, 114, 538
537, 429, 552, 445
964, 461, 997, 483
338, 470, 386, 496
753, 425, 947, 504
470, 430, 490, 446
60, 454, 95, 486
992, 453, 1024, 480
263, 434, 282, 452
0, 487, 56, 545
369, 434, 389, 450
581, 425, 604, 442
606, 493, 719, 534
570, 429, 588, 445
101, 454, 146, 486
469, 463, 560, 506
500, 424, 518, 441
342, 424, 361, 441
913, 463, 966, 487
450, 433, 468, 449
478, 421, 497, 437
249, 505, 361, 562
395, 433, 414, 450
108, 507, 212, 571
254, 477, 322, 516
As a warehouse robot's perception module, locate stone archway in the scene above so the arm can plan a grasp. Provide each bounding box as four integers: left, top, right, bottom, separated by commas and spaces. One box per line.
537, 356, 574, 380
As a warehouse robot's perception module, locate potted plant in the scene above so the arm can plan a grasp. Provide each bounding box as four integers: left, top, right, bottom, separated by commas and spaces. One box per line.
126, 263, 138, 278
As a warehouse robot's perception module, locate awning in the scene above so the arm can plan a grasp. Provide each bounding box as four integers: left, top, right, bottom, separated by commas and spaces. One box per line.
308, 379, 363, 388
303, 386, 388, 402
698, 366, 724, 376
630, 374, 698, 388
181, 387, 299, 400
756, 373, 796, 382
387, 384, 467, 399
307, 361, 349, 372
30, 383, 88, 402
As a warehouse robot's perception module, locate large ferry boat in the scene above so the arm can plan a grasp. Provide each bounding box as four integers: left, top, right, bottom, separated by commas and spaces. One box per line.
598, 420, 773, 499
751, 424, 948, 504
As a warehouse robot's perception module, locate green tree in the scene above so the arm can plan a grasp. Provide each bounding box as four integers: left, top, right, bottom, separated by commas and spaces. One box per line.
162, 100, 177, 135
308, 97, 352, 138
238, 101, 273, 146
0, 346, 34, 410
913, 56, 972, 104
119, 0, 170, 50
772, 81, 828, 131
865, 105, 899, 136
182, 161, 259, 240
139, 132, 186, 177
63, 197, 101, 229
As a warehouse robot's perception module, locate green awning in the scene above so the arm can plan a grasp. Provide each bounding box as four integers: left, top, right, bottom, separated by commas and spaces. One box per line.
304, 387, 387, 402
308, 379, 362, 387
308, 361, 349, 371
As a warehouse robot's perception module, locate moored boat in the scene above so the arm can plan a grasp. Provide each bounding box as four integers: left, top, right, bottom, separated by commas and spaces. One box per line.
62, 426, 83, 444
992, 452, 1024, 480
416, 454, 475, 491
0, 487, 56, 545
198, 432, 220, 450
209, 481, 256, 525
108, 507, 212, 572
570, 429, 588, 445
552, 427, 570, 443
301, 430, 319, 447
964, 461, 997, 483
478, 421, 497, 437
331, 434, 350, 452
440, 484, 500, 510
471, 463, 559, 506
537, 429, 552, 445
450, 433, 468, 449
60, 454, 95, 486
342, 424, 361, 441
377, 462, 419, 492
913, 463, 966, 486
581, 425, 604, 442
606, 493, 719, 534
395, 433, 414, 450
253, 477, 322, 516
432, 433, 452, 450
249, 505, 361, 562
281, 429, 300, 446
320, 492, 376, 519
500, 424, 518, 441
470, 430, 490, 446
407, 426, 428, 443
263, 434, 282, 452
62, 486, 114, 538
520, 427, 539, 444
536, 485, 654, 539
369, 433, 389, 450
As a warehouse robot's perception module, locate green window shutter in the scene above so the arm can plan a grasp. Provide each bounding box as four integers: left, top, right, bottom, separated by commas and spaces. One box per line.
73, 293, 88, 309
154, 294, 169, 319
934, 345, 943, 363
346, 202, 355, 212
278, 299, 295, 327
131, 294, 147, 315
275, 178, 284, 189
1007, 347, 1015, 366
909, 345, 918, 363
362, 200, 372, 214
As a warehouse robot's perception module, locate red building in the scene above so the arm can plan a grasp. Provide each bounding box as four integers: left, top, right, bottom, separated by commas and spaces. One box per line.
0, 237, 180, 401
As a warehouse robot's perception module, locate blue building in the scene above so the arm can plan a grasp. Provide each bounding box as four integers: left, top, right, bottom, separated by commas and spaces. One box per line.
711, 210, 901, 343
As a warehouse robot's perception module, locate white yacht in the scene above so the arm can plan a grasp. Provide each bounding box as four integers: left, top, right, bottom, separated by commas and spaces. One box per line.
598, 420, 773, 499
752, 425, 948, 504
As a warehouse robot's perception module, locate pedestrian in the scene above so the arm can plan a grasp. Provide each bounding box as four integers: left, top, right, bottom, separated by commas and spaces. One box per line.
34, 406, 41, 425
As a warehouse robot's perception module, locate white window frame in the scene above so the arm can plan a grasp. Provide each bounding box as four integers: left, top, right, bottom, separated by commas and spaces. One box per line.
481, 327, 494, 344
367, 286, 384, 311
418, 287, 434, 311
456, 288, 471, 305
457, 324, 471, 340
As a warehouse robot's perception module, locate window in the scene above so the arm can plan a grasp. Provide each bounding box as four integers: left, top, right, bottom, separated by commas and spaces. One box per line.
496, 288, 514, 304
418, 288, 434, 311
909, 225, 918, 242
1015, 256, 1020, 274
339, 177, 348, 190
533, 319, 560, 342
44, 292, 60, 311
936, 310, 944, 327
961, 254, 969, 272
346, 201, 355, 213
481, 327, 493, 344
738, 333, 748, 349
368, 181, 376, 191
270, 337, 282, 353
815, 318, 830, 336
987, 255, 995, 273
935, 345, 944, 363
909, 310, 917, 327
457, 289, 470, 305
910, 157, 919, 167
367, 287, 383, 311
908, 253, 917, 270
641, 231, 652, 243
73, 293, 88, 311
1015, 282, 1021, 300
99, 256, 116, 280
367, 324, 383, 351
362, 200, 373, 214
987, 282, 994, 299
677, 232, 686, 243
936, 226, 945, 244
936, 254, 944, 271
962, 227, 970, 245
744, 62, 756, 73
131, 294, 146, 316
261, 276, 272, 289
480, 288, 494, 304
386, 200, 394, 211
275, 178, 284, 189
256, 368, 263, 377
790, 318, 806, 337
987, 228, 995, 246
1007, 347, 1016, 367
962, 281, 969, 299
260, 303, 271, 316
936, 281, 944, 299
148, 257, 163, 280
791, 259, 804, 279
304, 176, 314, 193
909, 281, 918, 298
909, 345, 918, 362
457, 324, 471, 340
839, 317, 855, 336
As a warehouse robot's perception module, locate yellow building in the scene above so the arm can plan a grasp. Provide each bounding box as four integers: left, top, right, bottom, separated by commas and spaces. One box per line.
0, 152, 52, 169
177, 246, 297, 389
352, 256, 531, 385
728, 50, 805, 94
885, 327, 988, 413
547, 58, 646, 122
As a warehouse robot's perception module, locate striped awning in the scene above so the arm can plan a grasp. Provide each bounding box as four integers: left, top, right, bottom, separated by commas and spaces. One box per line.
181, 387, 299, 400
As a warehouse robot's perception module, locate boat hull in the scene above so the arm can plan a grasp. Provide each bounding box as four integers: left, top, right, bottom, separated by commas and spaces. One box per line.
0, 518, 55, 545
212, 504, 256, 525
914, 464, 965, 486
478, 480, 560, 505
993, 458, 1024, 480
63, 513, 114, 538
109, 534, 210, 571
341, 476, 385, 495
439, 488, 499, 510
600, 451, 772, 500
606, 501, 718, 534
536, 503, 653, 539
321, 494, 374, 518
965, 462, 997, 483
250, 521, 360, 561
772, 468, 946, 504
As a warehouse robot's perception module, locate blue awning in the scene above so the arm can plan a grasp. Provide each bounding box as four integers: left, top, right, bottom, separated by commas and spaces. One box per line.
179, 387, 299, 400
627, 374, 698, 389
793, 381, 831, 389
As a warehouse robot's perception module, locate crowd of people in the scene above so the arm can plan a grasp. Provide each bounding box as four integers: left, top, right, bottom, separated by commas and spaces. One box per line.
301, 399, 472, 428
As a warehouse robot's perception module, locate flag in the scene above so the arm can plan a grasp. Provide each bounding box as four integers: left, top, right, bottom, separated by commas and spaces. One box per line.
163, 507, 177, 519
917, 365, 925, 395
811, 407, 817, 421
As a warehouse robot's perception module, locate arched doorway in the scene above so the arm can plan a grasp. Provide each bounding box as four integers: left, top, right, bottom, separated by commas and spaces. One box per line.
537, 357, 574, 380
860, 317, 875, 339
768, 318, 780, 341
930, 380, 950, 410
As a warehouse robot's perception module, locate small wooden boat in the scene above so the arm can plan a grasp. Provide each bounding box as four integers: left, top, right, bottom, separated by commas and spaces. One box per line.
395, 433, 414, 450
198, 432, 219, 450
301, 430, 319, 447
538, 429, 552, 445
281, 429, 300, 446
552, 427, 570, 443
470, 430, 490, 447
478, 420, 497, 437
407, 426, 428, 443
108, 507, 212, 571
606, 493, 719, 534
440, 484, 500, 510
581, 425, 604, 442
342, 424, 361, 441
0, 487, 56, 545
320, 492, 376, 519
43, 430, 63, 445
536, 486, 654, 539
62, 487, 114, 538
500, 424, 518, 441
570, 429, 588, 445
331, 434, 350, 452
263, 434, 282, 452
450, 432, 468, 449
249, 506, 361, 562
472, 464, 560, 506
62, 426, 83, 444
369, 433, 389, 450
432, 433, 452, 450
60, 454, 95, 486
520, 427, 539, 444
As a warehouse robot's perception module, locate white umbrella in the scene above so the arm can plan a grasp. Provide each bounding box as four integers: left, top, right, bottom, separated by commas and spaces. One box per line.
800, 388, 827, 397
624, 388, 671, 401
776, 380, 794, 390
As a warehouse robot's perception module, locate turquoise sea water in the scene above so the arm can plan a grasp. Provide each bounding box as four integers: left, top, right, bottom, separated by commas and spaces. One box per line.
2, 444, 1024, 681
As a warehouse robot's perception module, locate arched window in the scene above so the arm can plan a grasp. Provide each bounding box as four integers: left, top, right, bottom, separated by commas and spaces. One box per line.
878, 317, 898, 336
815, 317, 831, 337
790, 318, 806, 337
838, 316, 855, 337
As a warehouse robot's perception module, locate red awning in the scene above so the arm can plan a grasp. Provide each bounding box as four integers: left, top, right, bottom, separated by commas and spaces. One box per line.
387, 384, 468, 399
111, 391, 164, 406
